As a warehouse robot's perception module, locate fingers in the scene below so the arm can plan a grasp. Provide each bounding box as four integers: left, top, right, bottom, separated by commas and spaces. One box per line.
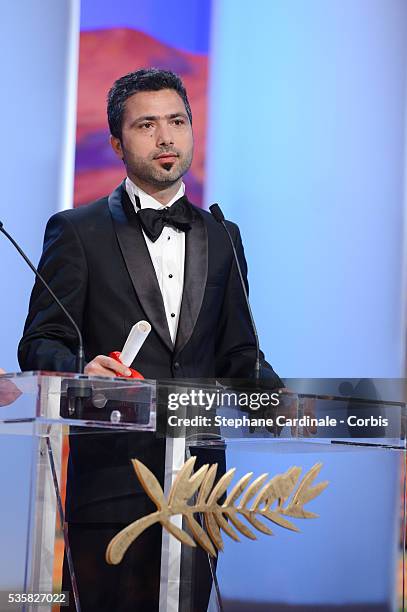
84, 355, 131, 378
0, 379, 22, 406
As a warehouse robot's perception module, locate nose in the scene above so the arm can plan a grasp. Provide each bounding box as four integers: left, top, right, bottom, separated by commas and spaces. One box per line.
156, 122, 174, 147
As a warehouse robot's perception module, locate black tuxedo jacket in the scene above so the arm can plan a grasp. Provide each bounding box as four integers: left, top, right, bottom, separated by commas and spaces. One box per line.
19, 181, 281, 381
18, 182, 282, 521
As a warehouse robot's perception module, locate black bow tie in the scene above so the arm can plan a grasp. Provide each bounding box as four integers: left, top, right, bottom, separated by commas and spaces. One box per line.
137, 197, 193, 242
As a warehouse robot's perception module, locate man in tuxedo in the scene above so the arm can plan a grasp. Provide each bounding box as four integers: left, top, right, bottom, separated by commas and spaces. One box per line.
18, 69, 281, 611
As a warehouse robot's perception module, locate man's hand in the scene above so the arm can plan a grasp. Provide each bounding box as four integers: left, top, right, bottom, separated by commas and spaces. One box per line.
84, 355, 131, 378
0, 368, 22, 407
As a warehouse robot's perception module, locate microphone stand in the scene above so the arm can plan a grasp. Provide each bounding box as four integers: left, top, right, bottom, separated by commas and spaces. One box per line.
0, 221, 90, 417
209, 204, 260, 380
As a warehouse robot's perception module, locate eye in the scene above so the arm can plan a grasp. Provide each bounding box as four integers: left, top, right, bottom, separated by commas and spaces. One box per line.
139, 122, 154, 129
172, 118, 186, 126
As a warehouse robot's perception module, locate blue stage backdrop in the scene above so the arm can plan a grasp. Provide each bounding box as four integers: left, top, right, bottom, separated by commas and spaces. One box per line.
0, 0, 79, 373
206, 0, 407, 377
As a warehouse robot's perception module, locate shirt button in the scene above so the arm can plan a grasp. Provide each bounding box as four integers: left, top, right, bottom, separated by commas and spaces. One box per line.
168, 274, 173, 278
171, 313, 175, 318
174, 362, 180, 370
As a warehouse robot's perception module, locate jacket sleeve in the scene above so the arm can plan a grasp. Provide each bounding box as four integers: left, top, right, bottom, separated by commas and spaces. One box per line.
18, 212, 88, 373
214, 223, 283, 389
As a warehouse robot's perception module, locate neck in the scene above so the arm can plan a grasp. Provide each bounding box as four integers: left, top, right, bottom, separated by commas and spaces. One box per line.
129, 176, 182, 206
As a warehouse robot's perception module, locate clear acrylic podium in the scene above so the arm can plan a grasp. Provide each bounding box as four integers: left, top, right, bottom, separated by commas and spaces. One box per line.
0, 373, 405, 612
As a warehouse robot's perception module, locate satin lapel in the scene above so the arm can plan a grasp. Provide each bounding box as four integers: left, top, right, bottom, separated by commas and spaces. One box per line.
174, 204, 208, 356
108, 182, 173, 352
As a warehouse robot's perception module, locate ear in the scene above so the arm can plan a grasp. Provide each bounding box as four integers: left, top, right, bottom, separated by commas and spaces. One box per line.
110, 135, 124, 160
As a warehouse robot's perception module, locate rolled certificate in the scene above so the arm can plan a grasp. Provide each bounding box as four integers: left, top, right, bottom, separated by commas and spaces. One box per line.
120, 321, 151, 367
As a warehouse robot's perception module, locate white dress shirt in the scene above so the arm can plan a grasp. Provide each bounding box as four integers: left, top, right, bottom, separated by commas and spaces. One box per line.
125, 177, 185, 344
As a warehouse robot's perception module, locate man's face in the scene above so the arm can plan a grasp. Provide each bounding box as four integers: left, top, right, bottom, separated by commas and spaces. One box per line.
111, 89, 193, 190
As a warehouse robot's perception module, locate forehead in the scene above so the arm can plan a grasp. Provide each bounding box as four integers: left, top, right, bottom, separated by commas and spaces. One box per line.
123, 89, 187, 121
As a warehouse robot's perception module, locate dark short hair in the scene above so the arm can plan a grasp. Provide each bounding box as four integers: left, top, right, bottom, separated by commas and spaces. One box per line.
107, 68, 192, 139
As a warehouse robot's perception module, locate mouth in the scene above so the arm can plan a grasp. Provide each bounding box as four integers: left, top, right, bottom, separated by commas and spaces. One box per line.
154, 153, 178, 162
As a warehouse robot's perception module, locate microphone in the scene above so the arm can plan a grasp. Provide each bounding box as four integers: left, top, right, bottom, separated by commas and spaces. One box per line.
0, 220, 85, 374
209, 204, 260, 379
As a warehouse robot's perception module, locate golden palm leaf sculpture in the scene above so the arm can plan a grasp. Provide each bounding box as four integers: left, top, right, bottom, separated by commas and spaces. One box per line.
106, 457, 328, 565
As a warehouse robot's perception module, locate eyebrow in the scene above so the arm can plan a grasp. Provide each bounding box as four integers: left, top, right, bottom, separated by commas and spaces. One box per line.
130, 112, 188, 127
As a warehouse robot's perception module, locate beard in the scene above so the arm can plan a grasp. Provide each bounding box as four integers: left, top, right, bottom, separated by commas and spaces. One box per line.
124, 147, 193, 188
